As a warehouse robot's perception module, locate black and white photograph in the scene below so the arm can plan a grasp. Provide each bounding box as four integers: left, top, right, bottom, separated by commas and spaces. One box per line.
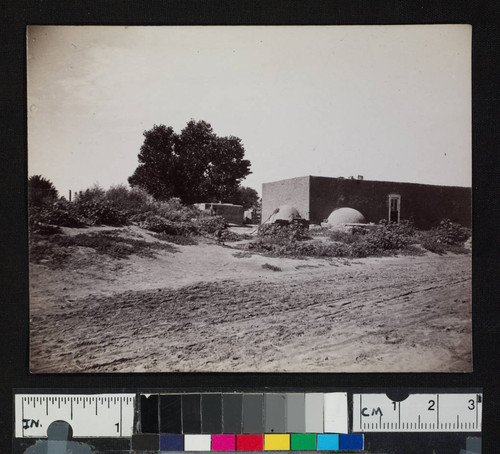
28, 25, 472, 373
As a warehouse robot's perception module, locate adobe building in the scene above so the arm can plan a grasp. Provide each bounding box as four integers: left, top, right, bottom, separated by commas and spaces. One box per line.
195, 202, 244, 225
262, 176, 471, 229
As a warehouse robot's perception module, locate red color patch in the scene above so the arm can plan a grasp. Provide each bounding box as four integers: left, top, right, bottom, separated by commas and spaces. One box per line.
236, 434, 263, 451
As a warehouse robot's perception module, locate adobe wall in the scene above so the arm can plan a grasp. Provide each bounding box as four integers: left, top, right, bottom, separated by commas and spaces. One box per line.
309, 177, 471, 229
196, 203, 244, 225
212, 204, 244, 225
261, 176, 310, 223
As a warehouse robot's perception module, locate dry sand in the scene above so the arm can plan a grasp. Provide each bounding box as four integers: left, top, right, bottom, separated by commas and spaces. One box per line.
30, 226, 472, 373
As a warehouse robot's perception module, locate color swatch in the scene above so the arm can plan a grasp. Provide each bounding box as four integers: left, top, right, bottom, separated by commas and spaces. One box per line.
134, 392, 362, 451
264, 434, 290, 450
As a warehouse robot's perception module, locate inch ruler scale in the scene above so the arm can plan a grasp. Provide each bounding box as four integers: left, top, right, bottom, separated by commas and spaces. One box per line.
15, 394, 135, 438
13, 390, 483, 454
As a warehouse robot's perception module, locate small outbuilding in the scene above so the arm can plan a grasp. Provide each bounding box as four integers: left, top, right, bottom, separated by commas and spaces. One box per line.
195, 203, 244, 225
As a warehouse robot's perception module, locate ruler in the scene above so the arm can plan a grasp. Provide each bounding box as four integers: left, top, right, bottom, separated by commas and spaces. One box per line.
14, 391, 482, 447
15, 394, 135, 438
353, 393, 482, 432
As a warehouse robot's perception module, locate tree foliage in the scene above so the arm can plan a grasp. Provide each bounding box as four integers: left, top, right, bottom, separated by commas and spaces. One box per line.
128, 120, 251, 204
28, 175, 59, 206
226, 186, 260, 210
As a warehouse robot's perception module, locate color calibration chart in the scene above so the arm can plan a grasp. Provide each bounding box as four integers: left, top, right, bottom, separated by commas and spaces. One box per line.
14, 390, 482, 454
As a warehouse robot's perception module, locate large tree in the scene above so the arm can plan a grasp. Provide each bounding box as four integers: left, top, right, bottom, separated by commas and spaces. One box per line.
226, 186, 260, 210
128, 120, 251, 204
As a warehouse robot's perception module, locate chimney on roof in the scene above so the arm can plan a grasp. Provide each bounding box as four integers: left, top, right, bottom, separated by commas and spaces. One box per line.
357, 175, 364, 180
348, 176, 354, 180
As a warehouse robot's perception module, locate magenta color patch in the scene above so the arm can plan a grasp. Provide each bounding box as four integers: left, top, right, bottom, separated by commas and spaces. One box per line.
212, 434, 236, 451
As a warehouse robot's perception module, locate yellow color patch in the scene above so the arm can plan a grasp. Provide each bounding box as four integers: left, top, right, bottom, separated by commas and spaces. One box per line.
264, 434, 290, 451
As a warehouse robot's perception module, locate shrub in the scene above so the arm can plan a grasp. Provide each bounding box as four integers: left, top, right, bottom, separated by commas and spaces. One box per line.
29, 198, 128, 229
29, 200, 84, 228
30, 222, 62, 236
328, 229, 369, 244
138, 213, 197, 235
417, 224, 470, 254
193, 215, 227, 234
362, 220, 415, 251
155, 198, 201, 222
258, 220, 309, 241
30, 231, 177, 264
249, 238, 350, 258
29, 235, 72, 267
75, 200, 127, 226
434, 219, 471, 245
249, 219, 417, 258
152, 232, 198, 245
74, 184, 106, 203
105, 185, 153, 215
421, 237, 446, 254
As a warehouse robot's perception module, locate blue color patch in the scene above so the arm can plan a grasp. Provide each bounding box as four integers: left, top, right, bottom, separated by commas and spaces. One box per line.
317, 434, 339, 450
160, 434, 184, 451
339, 434, 364, 450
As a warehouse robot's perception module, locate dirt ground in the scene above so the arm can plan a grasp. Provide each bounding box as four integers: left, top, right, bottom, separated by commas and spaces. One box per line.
30, 226, 472, 373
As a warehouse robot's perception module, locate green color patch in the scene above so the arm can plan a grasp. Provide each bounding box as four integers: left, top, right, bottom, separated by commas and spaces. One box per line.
290, 433, 316, 451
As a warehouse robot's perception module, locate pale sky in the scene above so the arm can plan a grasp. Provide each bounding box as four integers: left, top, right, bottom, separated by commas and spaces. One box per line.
27, 25, 471, 199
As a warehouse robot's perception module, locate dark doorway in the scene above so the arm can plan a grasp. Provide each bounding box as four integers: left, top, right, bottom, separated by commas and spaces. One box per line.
388, 194, 401, 223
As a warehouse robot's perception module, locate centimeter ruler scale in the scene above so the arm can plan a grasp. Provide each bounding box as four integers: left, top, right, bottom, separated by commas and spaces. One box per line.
352, 393, 482, 432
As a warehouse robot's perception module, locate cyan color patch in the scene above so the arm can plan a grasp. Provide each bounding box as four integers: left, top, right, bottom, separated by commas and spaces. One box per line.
317, 434, 339, 450
339, 434, 364, 450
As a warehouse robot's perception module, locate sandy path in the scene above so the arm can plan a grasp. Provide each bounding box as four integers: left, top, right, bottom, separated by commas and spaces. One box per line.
30, 239, 472, 373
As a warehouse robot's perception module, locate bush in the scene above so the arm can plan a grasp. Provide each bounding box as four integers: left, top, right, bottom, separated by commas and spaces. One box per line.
328, 229, 369, 244
29, 198, 128, 229
417, 222, 471, 254
420, 237, 446, 254
249, 219, 416, 258
249, 238, 350, 258
30, 222, 62, 236
350, 220, 415, 252
29, 236, 72, 266
152, 232, 198, 245
258, 221, 309, 241
138, 214, 196, 235
30, 231, 177, 265
29, 200, 84, 228
434, 219, 471, 245
75, 200, 127, 226
193, 215, 227, 234
155, 198, 201, 222
105, 185, 153, 215
74, 184, 106, 203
